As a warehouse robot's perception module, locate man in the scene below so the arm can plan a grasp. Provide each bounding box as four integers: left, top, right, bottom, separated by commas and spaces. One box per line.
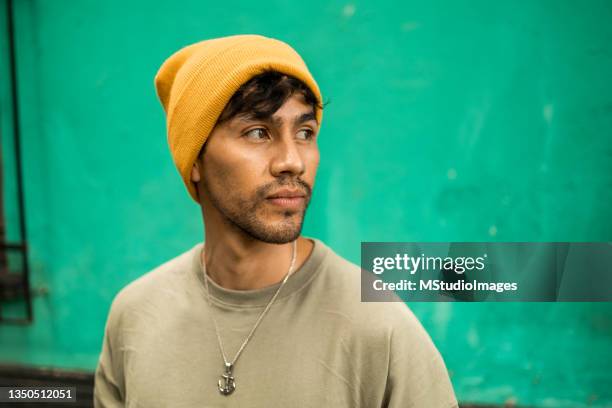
94, 34, 458, 407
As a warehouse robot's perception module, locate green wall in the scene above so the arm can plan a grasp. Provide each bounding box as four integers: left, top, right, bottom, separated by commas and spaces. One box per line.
1, 1, 611, 406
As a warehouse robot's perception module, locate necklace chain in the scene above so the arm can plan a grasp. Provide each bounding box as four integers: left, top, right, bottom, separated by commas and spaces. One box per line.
201, 240, 297, 394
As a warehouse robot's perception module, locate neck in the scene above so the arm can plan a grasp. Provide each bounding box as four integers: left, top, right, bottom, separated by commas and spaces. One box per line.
201, 229, 313, 291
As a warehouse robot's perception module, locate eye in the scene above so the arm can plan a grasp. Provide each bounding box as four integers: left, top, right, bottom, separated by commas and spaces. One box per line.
296, 129, 315, 141
244, 128, 269, 141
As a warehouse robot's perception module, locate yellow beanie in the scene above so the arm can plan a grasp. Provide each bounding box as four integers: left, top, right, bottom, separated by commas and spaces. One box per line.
154, 34, 323, 203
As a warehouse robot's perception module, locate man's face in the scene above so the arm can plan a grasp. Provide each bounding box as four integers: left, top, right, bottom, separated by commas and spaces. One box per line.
192, 94, 320, 244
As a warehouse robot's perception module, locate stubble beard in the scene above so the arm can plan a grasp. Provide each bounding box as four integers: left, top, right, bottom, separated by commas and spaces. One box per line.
202, 175, 311, 244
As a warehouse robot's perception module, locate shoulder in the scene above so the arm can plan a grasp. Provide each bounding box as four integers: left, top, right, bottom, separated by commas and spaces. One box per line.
313, 239, 431, 340
104, 243, 201, 329
314, 240, 457, 405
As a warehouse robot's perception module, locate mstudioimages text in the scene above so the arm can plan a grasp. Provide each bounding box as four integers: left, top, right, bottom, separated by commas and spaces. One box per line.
371, 253, 487, 275
373, 279, 519, 293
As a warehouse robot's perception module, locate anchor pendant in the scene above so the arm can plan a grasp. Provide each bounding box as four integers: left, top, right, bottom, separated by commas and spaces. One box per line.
218, 362, 236, 395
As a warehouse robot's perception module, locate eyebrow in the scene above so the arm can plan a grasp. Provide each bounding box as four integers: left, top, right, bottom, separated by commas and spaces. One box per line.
288, 111, 317, 128
237, 111, 317, 127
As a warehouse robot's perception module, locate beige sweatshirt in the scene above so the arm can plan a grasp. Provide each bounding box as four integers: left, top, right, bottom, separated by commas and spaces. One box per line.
94, 237, 458, 407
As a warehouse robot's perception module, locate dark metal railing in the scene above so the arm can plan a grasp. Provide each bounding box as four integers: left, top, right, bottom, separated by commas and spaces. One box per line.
0, 0, 32, 324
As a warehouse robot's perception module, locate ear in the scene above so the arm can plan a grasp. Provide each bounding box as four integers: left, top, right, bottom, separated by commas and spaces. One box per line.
191, 158, 201, 183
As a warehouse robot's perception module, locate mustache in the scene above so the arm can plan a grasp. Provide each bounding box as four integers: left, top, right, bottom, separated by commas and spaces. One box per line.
257, 178, 312, 200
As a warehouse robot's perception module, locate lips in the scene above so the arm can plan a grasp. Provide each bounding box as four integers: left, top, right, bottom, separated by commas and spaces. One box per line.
266, 188, 307, 210
266, 189, 306, 199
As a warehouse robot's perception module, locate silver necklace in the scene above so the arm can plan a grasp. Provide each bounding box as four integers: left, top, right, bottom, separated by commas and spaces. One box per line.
201, 240, 297, 396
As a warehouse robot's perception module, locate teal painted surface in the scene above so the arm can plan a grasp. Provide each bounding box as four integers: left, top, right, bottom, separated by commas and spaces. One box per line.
0, 1, 611, 406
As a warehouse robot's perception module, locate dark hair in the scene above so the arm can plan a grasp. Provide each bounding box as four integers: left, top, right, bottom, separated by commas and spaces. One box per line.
216, 70, 323, 124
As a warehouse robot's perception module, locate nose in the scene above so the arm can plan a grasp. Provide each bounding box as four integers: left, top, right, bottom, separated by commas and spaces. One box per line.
269, 135, 305, 177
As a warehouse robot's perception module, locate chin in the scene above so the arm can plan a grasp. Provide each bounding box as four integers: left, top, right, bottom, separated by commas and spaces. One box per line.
251, 220, 303, 244
252, 230, 301, 244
